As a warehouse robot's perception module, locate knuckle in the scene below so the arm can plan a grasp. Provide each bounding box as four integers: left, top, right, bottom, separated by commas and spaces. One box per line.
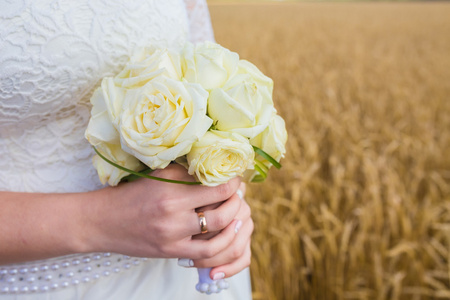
231, 246, 244, 260
154, 197, 176, 215
244, 200, 251, 211
215, 182, 232, 198
242, 202, 251, 218
213, 214, 229, 230
158, 168, 179, 180
248, 219, 255, 234
199, 247, 215, 259
200, 244, 220, 259
153, 164, 193, 182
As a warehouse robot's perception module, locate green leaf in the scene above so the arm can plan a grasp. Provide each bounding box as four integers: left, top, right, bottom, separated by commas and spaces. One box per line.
252, 146, 282, 169
94, 147, 201, 185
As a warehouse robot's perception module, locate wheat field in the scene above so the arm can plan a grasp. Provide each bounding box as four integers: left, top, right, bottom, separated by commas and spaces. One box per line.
209, 2, 450, 300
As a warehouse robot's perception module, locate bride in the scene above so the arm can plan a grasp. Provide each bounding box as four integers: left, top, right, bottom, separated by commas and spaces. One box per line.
0, 0, 253, 299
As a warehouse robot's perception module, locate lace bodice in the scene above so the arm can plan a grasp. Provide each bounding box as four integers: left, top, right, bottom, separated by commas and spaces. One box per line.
0, 0, 215, 294
0, 0, 214, 193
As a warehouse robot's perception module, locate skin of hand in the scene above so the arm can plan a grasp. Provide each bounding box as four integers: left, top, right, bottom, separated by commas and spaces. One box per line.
0, 164, 243, 266
189, 182, 253, 280
81, 164, 245, 261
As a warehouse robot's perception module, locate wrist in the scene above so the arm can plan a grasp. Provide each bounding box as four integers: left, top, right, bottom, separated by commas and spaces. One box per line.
67, 188, 113, 254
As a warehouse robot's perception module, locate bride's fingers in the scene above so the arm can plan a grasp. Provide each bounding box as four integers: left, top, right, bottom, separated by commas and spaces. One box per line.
185, 194, 241, 236
188, 194, 252, 264
151, 164, 242, 209
191, 217, 253, 268
179, 219, 242, 260
149, 164, 196, 183
192, 186, 247, 239
210, 240, 252, 280
183, 177, 242, 209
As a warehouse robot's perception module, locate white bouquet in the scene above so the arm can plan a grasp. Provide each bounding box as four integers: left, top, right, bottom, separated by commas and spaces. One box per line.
85, 41, 287, 293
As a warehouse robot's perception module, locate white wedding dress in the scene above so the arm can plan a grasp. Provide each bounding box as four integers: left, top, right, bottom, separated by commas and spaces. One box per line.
0, 0, 252, 299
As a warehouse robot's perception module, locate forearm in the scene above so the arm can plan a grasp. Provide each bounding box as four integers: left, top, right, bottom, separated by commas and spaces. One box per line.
0, 190, 103, 265
0, 165, 246, 267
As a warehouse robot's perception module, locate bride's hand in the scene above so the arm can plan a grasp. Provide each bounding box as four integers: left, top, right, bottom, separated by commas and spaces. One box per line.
83, 164, 243, 261
190, 183, 253, 280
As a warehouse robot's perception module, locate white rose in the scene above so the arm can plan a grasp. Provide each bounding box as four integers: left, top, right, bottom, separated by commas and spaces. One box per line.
119, 76, 213, 169
85, 78, 126, 146
182, 41, 239, 90
187, 130, 255, 186
115, 46, 182, 88
93, 143, 144, 186
207, 59, 275, 139
85, 79, 144, 186
245, 114, 288, 181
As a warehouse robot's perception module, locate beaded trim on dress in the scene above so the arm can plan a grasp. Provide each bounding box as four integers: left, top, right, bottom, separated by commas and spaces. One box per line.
0, 253, 148, 294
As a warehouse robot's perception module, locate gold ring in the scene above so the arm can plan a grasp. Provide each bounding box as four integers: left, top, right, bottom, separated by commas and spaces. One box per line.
197, 211, 208, 234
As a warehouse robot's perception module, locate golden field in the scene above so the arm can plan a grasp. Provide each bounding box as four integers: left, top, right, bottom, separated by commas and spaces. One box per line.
209, 3, 450, 300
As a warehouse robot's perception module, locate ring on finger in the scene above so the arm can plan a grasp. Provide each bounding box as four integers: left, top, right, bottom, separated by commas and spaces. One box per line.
197, 211, 208, 234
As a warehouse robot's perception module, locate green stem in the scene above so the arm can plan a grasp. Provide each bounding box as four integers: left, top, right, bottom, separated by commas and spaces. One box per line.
94, 147, 200, 185
252, 146, 282, 169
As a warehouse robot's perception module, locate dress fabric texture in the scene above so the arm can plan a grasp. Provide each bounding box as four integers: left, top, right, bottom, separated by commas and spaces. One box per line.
0, 0, 252, 299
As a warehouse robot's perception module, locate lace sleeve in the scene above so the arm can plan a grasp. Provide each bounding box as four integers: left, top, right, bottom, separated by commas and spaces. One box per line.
184, 0, 215, 43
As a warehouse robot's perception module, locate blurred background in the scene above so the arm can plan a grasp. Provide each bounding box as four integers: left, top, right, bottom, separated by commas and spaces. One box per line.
207, 1, 450, 299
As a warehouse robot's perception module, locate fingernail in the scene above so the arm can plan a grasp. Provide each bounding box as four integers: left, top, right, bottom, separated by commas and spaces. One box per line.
213, 272, 225, 281
177, 258, 194, 268
236, 189, 244, 200
234, 220, 243, 233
